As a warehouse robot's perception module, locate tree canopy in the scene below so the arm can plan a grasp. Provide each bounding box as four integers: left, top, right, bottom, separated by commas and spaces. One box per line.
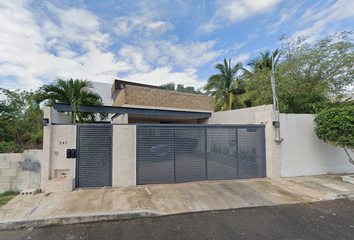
160, 82, 202, 94
206, 31, 354, 113
0, 88, 43, 153
314, 105, 354, 165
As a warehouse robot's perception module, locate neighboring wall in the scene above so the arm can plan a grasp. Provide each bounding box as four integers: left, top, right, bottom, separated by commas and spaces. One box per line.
0, 150, 42, 193
113, 85, 214, 111
280, 114, 354, 177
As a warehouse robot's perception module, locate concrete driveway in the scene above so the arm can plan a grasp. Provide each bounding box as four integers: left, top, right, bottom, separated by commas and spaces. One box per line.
1, 174, 354, 230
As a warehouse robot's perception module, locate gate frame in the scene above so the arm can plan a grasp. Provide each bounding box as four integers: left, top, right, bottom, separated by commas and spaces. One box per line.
75, 123, 113, 188
136, 124, 266, 185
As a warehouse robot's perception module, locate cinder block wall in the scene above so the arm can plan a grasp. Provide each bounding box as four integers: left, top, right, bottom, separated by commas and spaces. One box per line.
113, 85, 214, 111
0, 150, 42, 193
112, 125, 136, 187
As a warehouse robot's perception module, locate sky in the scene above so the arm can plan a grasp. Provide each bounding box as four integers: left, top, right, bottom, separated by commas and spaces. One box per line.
1, 0, 354, 91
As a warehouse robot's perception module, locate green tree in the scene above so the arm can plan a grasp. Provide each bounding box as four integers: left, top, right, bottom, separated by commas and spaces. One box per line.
314, 106, 354, 165
160, 82, 202, 94
160, 82, 176, 91
204, 58, 246, 111
0, 88, 43, 153
37, 79, 106, 123
244, 31, 354, 113
246, 49, 282, 74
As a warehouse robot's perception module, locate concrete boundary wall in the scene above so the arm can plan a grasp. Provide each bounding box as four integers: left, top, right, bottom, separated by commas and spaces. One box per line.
280, 114, 354, 177
0, 150, 42, 193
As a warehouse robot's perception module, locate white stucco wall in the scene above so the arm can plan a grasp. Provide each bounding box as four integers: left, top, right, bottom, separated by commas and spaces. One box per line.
91, 81, 113, 106
52, 108, 71, 123
280, 114, 354, 177
202, 105, 273, 124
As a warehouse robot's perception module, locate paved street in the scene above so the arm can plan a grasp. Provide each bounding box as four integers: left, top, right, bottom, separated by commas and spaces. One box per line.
1, 198, 354, 240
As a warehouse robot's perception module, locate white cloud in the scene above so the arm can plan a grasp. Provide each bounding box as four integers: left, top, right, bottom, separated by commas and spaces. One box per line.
164, 41, 225, 68
233, 41, 249, 52
232, 52, 250, 63
127, 67, 205, 89
0, 0, 129, 90
118, 45, 151, 73
0, 1, 225, 91
201, 0, 283, 33
267, 7, 298, 35
113, 8, 172, 37
118, 40, 225, 73
292, 0, 354, 42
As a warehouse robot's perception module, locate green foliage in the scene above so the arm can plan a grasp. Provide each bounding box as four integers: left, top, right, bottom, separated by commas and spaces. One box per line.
314, 106, 354, 165
204, 58, 247, 111
0, 88, 43, 153
37, 79, 107, 123
160, 82, 175, 91
160, 82, 202, 94
0, 190, 20, 207
314, 106, 354, 149
240, 31, 354, 113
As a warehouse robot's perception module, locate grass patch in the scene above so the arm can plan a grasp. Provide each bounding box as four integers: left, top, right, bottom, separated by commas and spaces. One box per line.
0, 190, 20, 207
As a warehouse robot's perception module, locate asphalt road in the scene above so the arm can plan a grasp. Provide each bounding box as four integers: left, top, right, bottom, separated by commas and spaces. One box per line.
2, 198, 354, 240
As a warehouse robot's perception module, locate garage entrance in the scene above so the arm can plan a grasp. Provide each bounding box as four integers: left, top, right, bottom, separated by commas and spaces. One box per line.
76, 125, 112, 188
137, 124, 266, 185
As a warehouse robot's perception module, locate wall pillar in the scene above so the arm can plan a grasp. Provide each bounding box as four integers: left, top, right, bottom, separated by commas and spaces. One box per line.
112, 125, 136, 187
255, 110, 282, 179
41, 107, 52, 189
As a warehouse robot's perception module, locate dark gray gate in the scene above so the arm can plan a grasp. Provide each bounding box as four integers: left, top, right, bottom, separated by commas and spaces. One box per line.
137, 124, 266, 185
76, 125, 112, 188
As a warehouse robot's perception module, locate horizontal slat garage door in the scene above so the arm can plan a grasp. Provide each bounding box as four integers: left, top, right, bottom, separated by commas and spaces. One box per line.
137, 125, 266, 185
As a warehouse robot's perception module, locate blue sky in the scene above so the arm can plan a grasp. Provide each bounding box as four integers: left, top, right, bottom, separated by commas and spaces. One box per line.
1, 0, 354, 91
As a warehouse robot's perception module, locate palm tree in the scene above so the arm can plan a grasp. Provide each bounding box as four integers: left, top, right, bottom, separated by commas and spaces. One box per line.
37, 79, 107, 123
204, 58, 246, 112
246, 49, 282, 74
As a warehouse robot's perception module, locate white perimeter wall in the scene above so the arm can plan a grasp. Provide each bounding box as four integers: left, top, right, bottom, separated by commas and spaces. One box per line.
203, 105, 273, 124
280, 114, 354, 177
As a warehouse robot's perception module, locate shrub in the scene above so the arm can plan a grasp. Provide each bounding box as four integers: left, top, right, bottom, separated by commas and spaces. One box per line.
314, 106, 354, 165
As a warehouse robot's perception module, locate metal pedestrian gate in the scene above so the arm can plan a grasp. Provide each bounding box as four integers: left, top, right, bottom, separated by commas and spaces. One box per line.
76, 125, 112, 188
137, 124, 266, 185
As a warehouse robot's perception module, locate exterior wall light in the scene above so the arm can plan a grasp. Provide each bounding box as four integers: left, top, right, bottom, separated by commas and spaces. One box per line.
42, 118, 49, 126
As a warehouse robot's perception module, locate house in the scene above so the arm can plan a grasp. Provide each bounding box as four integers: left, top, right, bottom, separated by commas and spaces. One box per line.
41, 79, 275, 192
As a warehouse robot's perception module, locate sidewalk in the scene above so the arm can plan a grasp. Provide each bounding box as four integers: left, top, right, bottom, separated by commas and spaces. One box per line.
1, 174, 354, 230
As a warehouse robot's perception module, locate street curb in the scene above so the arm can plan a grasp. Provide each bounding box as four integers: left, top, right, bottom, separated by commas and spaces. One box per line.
0, 210, 160, 231
324, 192, 354, 200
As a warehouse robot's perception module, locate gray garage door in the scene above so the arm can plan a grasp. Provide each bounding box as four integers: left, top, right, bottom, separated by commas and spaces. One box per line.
76, 125, 112, 188
137, 124, 266, 185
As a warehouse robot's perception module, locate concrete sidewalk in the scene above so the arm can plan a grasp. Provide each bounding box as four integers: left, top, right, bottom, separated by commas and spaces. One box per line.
1, 174, 354, 230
